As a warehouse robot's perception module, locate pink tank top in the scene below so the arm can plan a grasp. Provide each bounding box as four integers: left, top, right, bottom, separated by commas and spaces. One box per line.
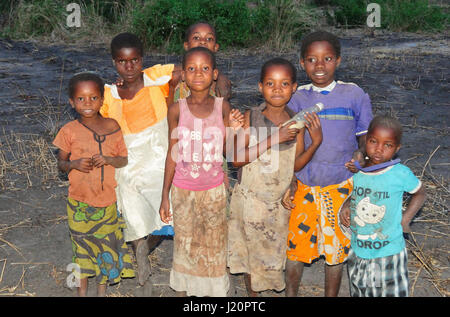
173, 97, 225, 191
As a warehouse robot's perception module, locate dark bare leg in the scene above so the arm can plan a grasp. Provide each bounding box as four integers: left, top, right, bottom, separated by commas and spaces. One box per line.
244, 273, 258, 297
97, 283, 107, 297
146, 234, 163, 252
132, 237, 151, 286
324, 263, 343, 297
285, 259, 304, 297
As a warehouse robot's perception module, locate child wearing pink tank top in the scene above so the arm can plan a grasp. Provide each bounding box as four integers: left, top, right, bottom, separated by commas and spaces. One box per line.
159, 47, 243, 297
173, 97, 225, 191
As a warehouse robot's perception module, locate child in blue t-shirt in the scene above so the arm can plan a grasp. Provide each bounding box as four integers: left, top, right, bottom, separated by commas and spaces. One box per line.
340, 115, 426, 297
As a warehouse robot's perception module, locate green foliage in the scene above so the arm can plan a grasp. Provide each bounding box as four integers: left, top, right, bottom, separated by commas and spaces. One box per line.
332, 0, 368, 27
255, 0, 319, 51
129, 0, 319, 53
1, 0, 447, 50
331, 0, 448, 32
129, 0, 254, 53
5, 0, 66, 38
380, 0, 448, 32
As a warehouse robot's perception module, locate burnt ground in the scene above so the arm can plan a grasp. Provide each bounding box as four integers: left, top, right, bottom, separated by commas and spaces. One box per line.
0, 28, 448, 298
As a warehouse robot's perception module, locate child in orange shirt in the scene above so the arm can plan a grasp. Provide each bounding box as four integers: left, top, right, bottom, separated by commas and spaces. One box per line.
53, 72, 134, 296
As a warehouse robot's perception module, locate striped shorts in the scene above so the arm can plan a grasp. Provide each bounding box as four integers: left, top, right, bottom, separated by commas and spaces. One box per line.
347, 248, 409, 297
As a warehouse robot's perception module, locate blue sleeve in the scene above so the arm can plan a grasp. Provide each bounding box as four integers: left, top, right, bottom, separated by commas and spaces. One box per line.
354, 89, 373, 137
398, 165, 421, 194
287, 92, 301, 113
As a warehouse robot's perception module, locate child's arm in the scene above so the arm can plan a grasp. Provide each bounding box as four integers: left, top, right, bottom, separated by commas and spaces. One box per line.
293, 113, 322, 172
401, 184, 426, 233
231, 112, 300, 168
91, 154, 127, 168
339, 197, 352, 227
214, 71, 231, 100
281, 175, 298, 210
57, 150, 93, 173
222, 100, 244, 158
159, 102, 180, 224
281, 113, 322, 210
166, 64, 182, 106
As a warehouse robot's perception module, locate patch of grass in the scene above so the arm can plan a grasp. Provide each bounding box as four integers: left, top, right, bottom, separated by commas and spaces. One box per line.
1, 0, 320, 52
331, 0, 449, 32
0, 0, 129, 43
380, 0, 449, 32
2, 0, 66, 38
0, 131, 59, 190
254, 0, 322, 52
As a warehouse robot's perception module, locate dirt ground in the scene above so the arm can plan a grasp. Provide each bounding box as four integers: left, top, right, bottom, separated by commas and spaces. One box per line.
0, 28, 448, 298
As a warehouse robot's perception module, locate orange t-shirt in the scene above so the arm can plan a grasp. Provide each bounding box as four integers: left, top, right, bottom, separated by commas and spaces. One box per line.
101, 64, 174, 135
53, 120, 128, 207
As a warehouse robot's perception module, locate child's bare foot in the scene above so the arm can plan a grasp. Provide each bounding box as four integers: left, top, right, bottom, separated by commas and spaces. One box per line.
78, 278, 88, 297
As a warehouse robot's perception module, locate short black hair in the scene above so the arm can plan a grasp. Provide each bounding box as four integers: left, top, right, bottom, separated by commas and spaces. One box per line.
68, 72, 104, 99
184, 21, 216, 42
260, 57, 297, 83
110, 32, 144, 59
182, 46, 217, 69
300, 30, 341, 59
368, 115, 403, 144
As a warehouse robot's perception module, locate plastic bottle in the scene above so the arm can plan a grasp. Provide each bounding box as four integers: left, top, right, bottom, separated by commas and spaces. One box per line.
282, 102, 324, 129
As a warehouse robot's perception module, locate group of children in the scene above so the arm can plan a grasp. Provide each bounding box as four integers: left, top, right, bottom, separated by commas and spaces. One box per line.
53, 22, 426, 297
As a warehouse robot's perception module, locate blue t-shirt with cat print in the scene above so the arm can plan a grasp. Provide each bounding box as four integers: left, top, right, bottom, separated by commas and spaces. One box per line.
349, 164, 421, 259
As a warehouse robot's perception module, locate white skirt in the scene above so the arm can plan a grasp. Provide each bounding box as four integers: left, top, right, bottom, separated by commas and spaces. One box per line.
115, 119, 173, 241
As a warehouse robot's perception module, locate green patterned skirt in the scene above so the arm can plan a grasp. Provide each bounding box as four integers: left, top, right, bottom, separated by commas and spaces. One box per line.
67, 198, 135, 285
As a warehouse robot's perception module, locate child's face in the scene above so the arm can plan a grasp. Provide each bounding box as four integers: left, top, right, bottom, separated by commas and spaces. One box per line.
184, 24, 219, 52
182, 52, 218, 92
69, 81, 103, 119
113, 47, 143, 83
258, 65, 297, 108
300, 41, 341, 88
365, 126, 401, 166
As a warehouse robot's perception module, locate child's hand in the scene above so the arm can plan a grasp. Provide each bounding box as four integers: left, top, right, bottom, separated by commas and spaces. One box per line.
169, 65, 182, 88
229, 108, 244, 131
339, 204, 351, 227
71, 158, 93, 173
115, 76, 124, 87
159, 198, 172, 224
401, 219, 412, 233
92, 154, 108, 168
215, 74, 232, 100
344, 159, 359, 173
275, 122, 299, 144
345, 150, 365, 173
304, 112, 322, 146
281, 180, 297, 210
